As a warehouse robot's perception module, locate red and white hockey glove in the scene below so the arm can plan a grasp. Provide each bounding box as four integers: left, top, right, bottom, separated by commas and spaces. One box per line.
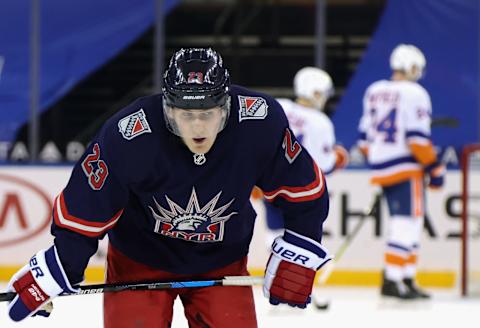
263, 230, 332, 308
7, 246, 78, 322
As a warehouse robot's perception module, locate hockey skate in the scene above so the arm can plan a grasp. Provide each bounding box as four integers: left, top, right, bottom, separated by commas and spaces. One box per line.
403, 278, 431, 299
380, 277, 417, 300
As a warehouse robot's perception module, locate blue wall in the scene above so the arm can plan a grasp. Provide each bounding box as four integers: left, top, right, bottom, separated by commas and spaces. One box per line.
0, 0, 178, 142
333, 0, 479, 150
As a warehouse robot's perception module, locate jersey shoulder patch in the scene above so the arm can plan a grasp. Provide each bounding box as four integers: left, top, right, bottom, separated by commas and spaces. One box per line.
237, 95, 268, 122
118, 108, 152, 140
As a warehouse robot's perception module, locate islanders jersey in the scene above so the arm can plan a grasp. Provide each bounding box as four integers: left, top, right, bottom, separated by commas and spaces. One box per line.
51, 85, 329, 284
358, 79, 437, 186
277, 98, 337, 175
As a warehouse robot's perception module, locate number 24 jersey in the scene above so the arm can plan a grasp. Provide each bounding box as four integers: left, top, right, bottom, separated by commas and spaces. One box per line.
358, 79, 434, 186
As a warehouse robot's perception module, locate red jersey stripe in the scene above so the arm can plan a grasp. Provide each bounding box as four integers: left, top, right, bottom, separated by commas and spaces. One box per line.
263, 161, 325, 203
53, 192, 123, 237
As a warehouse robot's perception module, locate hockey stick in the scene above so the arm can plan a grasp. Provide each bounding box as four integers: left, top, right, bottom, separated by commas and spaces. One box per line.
0, 275, 264, 303
313, 194, 380, 310
431, 117, 459, 128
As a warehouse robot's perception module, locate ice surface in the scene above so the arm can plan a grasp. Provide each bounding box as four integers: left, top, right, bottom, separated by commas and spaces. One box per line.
1, 285, 477, 328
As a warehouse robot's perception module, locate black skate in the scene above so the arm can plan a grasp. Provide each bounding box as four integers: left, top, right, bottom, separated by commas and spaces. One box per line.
380, 277, 417, 300
403, 278, 431, 299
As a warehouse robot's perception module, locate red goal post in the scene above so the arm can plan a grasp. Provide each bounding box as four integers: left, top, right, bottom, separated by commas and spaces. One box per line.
461, 143, 480, 296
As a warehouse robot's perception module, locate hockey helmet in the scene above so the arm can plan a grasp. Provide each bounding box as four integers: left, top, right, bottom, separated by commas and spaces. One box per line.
163, 48, 230, 109
162, 48, 231, 135
293, 67, 334, 110
390, 44, 426, 81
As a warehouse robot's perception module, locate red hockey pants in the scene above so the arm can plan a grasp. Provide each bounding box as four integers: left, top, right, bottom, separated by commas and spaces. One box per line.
103, 245, 258, 328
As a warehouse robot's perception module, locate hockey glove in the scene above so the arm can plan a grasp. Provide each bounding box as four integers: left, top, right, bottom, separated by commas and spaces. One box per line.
263, 229, 331, 308
425, 161, 445, 189
7, 245, 78, 322
333, 145, 349, 170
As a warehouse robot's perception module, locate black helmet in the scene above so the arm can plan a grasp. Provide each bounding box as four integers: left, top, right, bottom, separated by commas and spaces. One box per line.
162, 48, 230, 109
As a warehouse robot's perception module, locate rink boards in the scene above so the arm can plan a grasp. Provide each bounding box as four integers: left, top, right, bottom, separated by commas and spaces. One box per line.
0, 165, 476, 288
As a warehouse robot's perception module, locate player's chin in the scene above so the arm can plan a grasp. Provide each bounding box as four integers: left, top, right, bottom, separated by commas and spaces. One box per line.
187, 138, 213, 153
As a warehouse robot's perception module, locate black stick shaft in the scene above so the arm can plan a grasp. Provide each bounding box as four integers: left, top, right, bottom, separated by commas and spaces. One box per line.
0, 276, 263, 302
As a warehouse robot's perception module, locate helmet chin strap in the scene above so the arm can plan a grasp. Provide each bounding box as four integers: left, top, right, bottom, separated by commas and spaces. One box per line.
193, 153, 206, 165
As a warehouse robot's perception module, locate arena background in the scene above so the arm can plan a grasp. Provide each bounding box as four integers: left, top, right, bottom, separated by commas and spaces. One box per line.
0, 0, 479, 292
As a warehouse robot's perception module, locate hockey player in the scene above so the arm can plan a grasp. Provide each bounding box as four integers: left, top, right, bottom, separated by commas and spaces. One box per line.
264, 67, 348, 243
6, 48, 332, 327
282, 67, 348, 176
357, 44, 445, 299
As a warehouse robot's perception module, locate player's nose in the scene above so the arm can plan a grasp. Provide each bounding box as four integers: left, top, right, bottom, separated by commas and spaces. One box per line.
191, 121, 206, 133
191, 118, 206, 127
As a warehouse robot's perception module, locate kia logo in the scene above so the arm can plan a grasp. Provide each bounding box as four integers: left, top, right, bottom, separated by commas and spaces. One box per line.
0, 174, 52, 247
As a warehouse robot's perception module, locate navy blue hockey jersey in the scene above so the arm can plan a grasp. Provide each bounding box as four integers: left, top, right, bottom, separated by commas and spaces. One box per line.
51, 85, 329, 284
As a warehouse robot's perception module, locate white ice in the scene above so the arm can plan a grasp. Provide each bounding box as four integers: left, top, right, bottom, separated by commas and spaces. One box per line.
1, 285, 478, 328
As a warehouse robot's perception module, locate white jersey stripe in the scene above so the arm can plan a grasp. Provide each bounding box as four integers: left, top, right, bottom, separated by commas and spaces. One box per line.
54, 193, 122, 235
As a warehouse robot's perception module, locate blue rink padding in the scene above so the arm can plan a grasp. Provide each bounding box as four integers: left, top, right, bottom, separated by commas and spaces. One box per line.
0, 0, 179, 143
333, 0, 479, 150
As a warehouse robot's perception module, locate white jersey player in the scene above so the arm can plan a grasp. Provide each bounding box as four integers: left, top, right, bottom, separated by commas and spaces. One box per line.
280, 67, 348, 174
263, 67, 348, 243
277, 100, 339, 175
358, 44, 445, 299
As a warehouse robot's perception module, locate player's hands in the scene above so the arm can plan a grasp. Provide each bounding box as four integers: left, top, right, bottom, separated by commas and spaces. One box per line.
263, 230, 331, 308
425, 161, 445, 189
7, 245, 78, 322
334, 145, 349, 170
